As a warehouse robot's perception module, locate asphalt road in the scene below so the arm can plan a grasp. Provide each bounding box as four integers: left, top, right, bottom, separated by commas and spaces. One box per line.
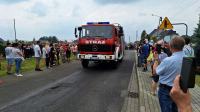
0, 50, 134, 112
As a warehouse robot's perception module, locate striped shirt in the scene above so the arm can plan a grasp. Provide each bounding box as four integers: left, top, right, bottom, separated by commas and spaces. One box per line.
183, 45, 194, 57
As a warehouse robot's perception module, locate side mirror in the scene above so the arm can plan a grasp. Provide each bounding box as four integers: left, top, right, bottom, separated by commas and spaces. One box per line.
78, 27, 82, 31
120, 33, 124, 36
74, 28, 78, 38
115, 28, 117, 36
119, 27, 124, 36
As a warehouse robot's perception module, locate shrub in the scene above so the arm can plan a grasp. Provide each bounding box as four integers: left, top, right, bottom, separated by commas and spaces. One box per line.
0, 43, 5, 57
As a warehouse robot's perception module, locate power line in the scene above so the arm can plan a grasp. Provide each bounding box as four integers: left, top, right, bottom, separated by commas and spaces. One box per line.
165, 0, 200, 36
165, 0, 188, 16
172, 0, 200, 17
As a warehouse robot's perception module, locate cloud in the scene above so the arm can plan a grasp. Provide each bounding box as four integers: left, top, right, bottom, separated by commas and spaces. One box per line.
0, 0, 199, 42
94, 0, 138, 5
0, 0, 29, 4
29, 2, 48, 17
72, 6, 81, 17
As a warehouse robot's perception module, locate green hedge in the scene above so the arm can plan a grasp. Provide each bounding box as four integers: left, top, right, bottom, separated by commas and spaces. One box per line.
0, 43, 5, 57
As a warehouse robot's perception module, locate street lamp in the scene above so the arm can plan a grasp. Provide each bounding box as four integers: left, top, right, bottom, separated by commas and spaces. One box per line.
152, 14, 163, 26
152, 14, 163, 40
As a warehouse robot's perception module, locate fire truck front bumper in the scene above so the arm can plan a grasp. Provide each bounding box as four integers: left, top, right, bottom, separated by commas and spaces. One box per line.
78, 54, 116, 61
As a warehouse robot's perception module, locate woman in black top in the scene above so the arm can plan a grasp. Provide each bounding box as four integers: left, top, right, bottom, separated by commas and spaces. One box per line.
66, 45, 71, 63
49, 43, 56, 67
55, 44, 60, 65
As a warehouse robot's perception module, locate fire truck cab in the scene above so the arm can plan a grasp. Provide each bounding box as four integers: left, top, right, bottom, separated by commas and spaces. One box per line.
75, 22, 125, 68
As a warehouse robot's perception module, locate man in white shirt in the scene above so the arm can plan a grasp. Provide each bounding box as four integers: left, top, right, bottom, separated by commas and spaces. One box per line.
5, 43, 14, 74
183, 37, 194, 57
34, 41, 42, 71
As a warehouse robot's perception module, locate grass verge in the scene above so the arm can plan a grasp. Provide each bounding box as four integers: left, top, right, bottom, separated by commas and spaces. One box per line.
0, 58, 45, 77
0, 55, 77, 77
196, 75, 200, 86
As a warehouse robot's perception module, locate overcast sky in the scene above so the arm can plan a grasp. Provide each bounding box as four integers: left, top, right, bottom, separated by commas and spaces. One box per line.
0, 0, 199, 42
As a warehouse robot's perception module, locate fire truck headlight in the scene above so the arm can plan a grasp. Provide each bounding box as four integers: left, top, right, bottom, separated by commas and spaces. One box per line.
105, 56, 110, 59
80, 55, 85, 59
110, 56, 112, 59
105, 56, 112, 60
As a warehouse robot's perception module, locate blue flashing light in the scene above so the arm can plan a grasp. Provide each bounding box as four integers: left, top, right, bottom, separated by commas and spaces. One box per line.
98, 22, 110, 24
87, 22, 110, 25
87, 22, 97, 25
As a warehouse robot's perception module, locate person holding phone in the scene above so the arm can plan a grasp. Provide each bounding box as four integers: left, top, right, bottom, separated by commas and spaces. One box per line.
151, 44, 168, 96
153, 36, 185, 112
170, 75, 192, 112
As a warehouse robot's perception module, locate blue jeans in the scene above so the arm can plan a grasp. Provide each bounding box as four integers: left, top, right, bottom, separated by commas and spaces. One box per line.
15, 58, 22, 74
140, 54, 144, 64
138, 55, 142, 67
158, 87, 178, 112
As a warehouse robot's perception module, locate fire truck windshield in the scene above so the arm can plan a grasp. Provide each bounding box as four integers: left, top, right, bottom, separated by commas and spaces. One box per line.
80, 26, 113, 38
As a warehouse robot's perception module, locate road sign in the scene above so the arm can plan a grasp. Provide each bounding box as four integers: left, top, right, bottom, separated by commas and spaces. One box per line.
159, 17, 173, 30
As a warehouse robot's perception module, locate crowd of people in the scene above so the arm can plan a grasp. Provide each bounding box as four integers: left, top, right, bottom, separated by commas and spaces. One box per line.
4, 41, 78, 77
1, 36, 199, 111
137, 36, 198, 112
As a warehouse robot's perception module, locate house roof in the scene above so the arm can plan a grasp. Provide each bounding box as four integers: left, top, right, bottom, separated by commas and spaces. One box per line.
0, 38, 4, 42
149, 29, 158, 36
149, 29, 178, 40
149, 29, 163, 37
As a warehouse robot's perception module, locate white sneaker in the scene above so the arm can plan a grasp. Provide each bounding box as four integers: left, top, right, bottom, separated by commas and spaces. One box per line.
16, 74, 23, 77
18, 74, 23, 76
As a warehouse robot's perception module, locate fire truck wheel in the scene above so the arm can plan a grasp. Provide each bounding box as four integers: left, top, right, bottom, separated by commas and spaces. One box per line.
82, 60, 89, 68
111, 61, 118, 69
119, 58, 123, 63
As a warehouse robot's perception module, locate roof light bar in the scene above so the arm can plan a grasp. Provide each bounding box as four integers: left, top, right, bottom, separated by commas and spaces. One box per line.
87, 22, 110, 25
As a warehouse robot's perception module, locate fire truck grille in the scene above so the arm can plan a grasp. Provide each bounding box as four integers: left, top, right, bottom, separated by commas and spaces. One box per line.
78, 45, 115, 52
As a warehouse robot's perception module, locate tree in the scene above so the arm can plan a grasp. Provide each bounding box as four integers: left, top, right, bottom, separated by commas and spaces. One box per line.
50, 36, 59, 43
146, 34, 150, 41
0, 42, 5, 57
39, 36, 48, 41
193, 14, 200, 44
141, 30, 147, 41
150, 36, 157, 43
39, 36, 59, 43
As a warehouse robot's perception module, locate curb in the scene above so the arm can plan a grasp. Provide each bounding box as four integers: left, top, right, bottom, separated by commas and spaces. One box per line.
121, 51, 139, 112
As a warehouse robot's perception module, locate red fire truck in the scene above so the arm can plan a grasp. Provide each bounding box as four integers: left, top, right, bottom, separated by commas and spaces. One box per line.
74, 22, 125, 68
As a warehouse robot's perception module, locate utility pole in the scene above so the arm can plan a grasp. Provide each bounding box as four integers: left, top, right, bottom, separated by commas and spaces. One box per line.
159, 17, 163, 26
152, 14, 163, 39
14, 19, 17, 42
152, 14, 163, 27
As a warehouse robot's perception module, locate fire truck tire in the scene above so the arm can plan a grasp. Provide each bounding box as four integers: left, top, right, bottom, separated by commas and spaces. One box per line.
82, 60, 89, 68
119, 58, 123, 63
111, 61, 118, 69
